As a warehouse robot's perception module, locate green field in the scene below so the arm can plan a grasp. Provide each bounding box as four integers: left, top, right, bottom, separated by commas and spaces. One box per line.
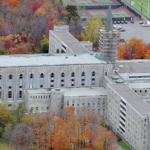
124, 0, 150, 17
118, 141, 132, 150
0, 138, 11, 150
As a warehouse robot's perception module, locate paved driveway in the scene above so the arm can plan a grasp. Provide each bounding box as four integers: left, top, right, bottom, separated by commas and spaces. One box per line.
118, 21, 150, 44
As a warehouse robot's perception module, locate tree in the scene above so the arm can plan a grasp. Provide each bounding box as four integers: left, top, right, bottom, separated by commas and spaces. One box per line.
0, 108, 15, 136
41, 44, 49, 53
10, 123, 33, 150
81, 17, 102, 48
13, 106, 26, 123
65, 5, 79, 24
0, 101, 8, 109
8, 0, 20, 9
22, 113, 37, 125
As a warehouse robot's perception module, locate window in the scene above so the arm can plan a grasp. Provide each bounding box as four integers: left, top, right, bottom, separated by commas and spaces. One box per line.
140, 90, 142, 93
36, 107, 38, 111
93, 109, 95, 113
8, 104, 12, 107
19, 91, 22, 98
145, 90, 147, 93
61, 73, 65, 87
98, 109, 100, 114
103, 109, 105, 114
98, 98, 101, 105
72, 101, 74, 106
105, 72, 107, 76
71, 72, 75, 86
67, 101, 69, 106
103, 98, 106, 104
29, 74, 33, 88
82, 100, 85, 106
40, 73, 44, 88
77, 100, 80, 106
50, 73, 54, 87
91, 71, 95, 85
47, 107, 49, 110
88, 100, 90, 106
81, 72, 85, 86
19, 74, 23, 98
93, 100, 95, 105
8, 91, 12, 98
9, 74, 13, 87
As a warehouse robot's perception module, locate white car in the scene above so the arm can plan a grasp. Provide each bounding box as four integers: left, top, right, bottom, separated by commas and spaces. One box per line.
141, 24, 150, 27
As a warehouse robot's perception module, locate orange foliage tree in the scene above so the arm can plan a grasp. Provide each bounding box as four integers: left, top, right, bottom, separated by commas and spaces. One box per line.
30, 108, 116, 150
117, 38, 150, 60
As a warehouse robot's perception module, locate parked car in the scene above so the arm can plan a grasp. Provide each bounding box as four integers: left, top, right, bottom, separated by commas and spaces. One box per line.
117, 21, 121, 24
119, 28, 126, 32
141, 24, 150, 27
121, 21, 124, 24
139, 21, 144, 24
130, 20, 134, 24
124, 21, 128, 24
113, 21, 117, 24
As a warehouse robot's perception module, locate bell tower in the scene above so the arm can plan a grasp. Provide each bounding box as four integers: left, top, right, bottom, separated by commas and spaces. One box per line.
99, 5, 118, 64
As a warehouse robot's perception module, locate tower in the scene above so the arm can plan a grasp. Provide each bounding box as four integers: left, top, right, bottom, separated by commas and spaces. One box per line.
99, 5, 118, 64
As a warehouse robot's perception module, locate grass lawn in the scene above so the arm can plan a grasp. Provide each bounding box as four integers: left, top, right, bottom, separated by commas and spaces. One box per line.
124, 0, 150, 17
0, 138, 11, 150
118, 141, 132, 150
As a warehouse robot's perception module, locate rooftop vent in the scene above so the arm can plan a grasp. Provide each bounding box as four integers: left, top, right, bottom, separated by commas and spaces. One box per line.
90, 52, 94, 55
116, 79, 124, 84
111, 75, 120, 80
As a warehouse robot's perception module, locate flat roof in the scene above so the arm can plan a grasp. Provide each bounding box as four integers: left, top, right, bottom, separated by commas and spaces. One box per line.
128, 82, 150, 89
117, 60, 150, 74
63, 87, 107, 97
51, 30, 89, 54
26, 87, 107, 96
0, 53, 105, 67
109, 83, 150, 116
27, 89, 51, 94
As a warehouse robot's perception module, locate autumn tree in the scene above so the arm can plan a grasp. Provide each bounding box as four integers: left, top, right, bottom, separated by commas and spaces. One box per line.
65, 5, 79, 24
0, 108, 15, 137
81, 17, 102, 48
10, 123, 33, 150
13, 106, 27, 123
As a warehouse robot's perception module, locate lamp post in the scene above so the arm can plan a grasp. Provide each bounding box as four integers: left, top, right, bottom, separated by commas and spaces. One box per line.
141, 3, 143, 16
130, 0, 131, 6
148, 0, 150, 17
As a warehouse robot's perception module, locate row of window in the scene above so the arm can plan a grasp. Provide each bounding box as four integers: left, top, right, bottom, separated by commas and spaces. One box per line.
76, 109, 105, 115
31, 106, 49, 112
30, 95, 50, 99
67, 98, 106, 106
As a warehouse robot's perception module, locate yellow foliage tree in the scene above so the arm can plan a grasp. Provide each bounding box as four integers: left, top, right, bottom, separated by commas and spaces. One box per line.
81, 17, 102, 48
41, 35, 49, 45
35, 7, 46, 16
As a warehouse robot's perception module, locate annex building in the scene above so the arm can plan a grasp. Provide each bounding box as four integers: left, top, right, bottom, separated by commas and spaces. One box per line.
0, 5, 150, 150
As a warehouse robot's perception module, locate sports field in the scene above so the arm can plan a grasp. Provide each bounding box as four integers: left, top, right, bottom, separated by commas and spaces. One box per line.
124, 0, 150, 17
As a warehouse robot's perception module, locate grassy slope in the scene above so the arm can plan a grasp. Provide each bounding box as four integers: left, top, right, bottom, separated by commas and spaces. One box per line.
0, 138, 11, 150
124, 0, 150, 16
118, 141, 132, 150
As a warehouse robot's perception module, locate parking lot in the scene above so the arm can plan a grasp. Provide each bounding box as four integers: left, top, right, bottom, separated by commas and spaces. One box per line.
118, 21, 150, 44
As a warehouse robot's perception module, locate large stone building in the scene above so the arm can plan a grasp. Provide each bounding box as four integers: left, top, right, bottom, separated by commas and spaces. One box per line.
0, 6, 150, 150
